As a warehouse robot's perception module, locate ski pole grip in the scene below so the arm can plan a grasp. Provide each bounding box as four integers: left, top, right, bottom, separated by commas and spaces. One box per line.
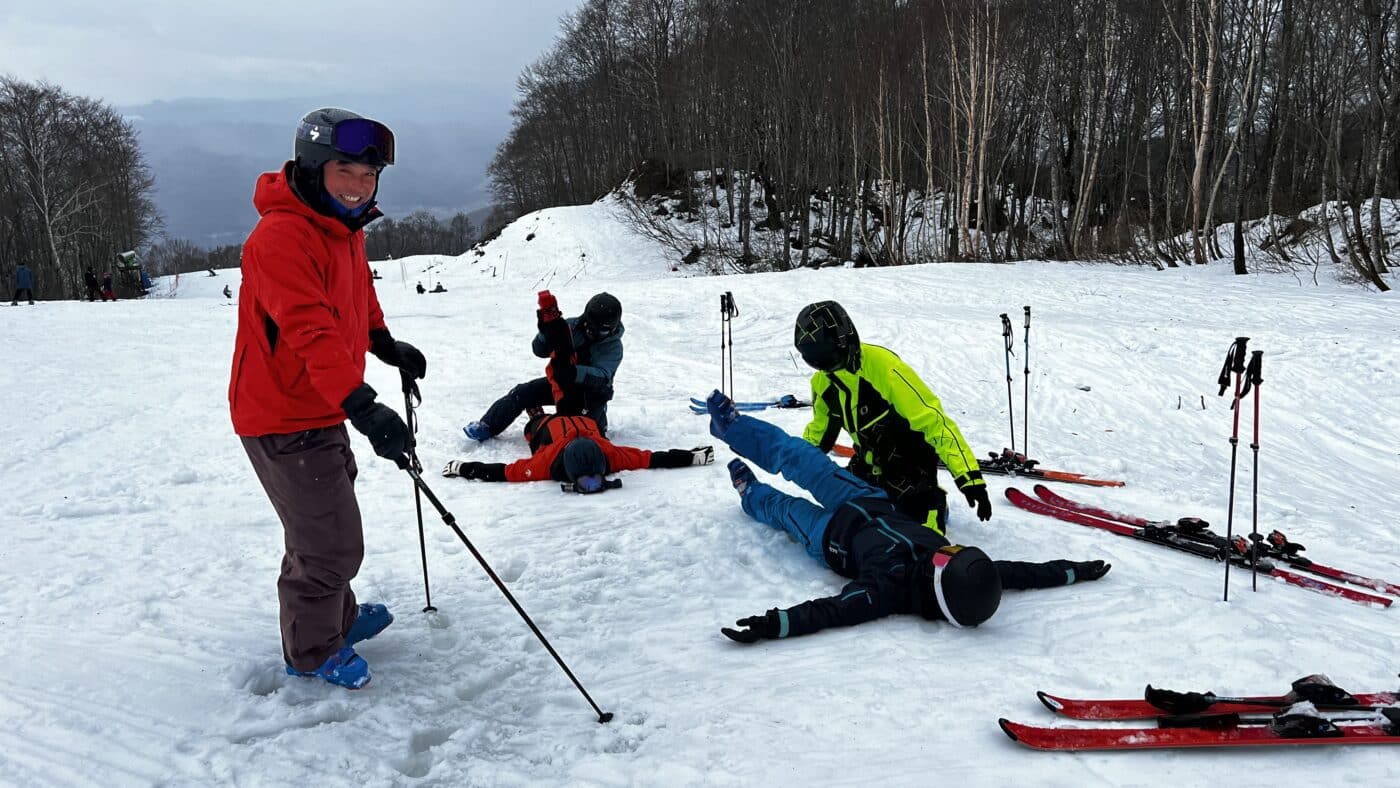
1216, 337, 1249, 396
1231, 337, 1249, 373
1000, 313, 1012, 349
1023, 305, 1030, 329
1246, 350, 1262, 384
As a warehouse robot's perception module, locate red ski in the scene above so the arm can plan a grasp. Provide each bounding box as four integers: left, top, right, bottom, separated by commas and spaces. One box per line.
1032, 484, 1400, 598
829, 446, 1125, 487
1038, 689, 1400, 721
1000, 716, 1400, 751
1003, 488, 1392, 607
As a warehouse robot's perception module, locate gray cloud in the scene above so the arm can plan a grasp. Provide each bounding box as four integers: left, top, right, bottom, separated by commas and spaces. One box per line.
0, 0, 582, 103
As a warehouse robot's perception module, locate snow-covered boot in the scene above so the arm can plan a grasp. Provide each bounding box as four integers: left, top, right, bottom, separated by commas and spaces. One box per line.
345, 603, 394, 647
707, 389, 740, 439
286, 647, 371, 690
728, 459, 756, 497
463, 421, 492, 441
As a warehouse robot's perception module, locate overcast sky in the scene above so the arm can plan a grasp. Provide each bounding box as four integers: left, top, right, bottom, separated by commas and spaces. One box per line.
0, 0, 584, 106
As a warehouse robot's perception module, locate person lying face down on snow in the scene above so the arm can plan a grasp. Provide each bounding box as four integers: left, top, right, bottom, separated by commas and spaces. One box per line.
443, 290, 712, 493
702, 390, 1111, 642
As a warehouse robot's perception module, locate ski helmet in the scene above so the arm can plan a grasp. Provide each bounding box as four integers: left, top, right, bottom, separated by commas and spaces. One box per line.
794, 301, 860, 372
920, 545, 1002, 627
294, 107, 396, 171
561, 437, 609, 482
583, 292, 623, 336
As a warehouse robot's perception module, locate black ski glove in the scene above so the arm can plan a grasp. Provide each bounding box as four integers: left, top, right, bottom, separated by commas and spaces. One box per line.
721, 609, 782, 644
963, 485, 992, 521
369, 329, 427, 380
1063, 560, 1112, 584
648, 446, 715, 469
441, 460, 508, 481
342, 384, 411, 468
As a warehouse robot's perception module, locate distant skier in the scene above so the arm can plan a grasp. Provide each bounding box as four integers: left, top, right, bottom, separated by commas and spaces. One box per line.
100, 272, 116, 301
230, 107, 424, 690
445, 291, 710, 491
795, 301, 988, 534
430, 282, 447, 293
11, 262, 34, 305
416, 281, 426, 294
222, 284, 232, 299
703, 390, 1109, 642
371, 268, 382, 280
84, 267, 102, 301
464, 291, 623, 439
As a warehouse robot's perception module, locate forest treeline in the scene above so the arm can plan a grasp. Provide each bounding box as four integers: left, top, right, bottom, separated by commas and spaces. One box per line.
487, 0, 1397, 288
0, 77, 160, 299
0, 74, 481, 299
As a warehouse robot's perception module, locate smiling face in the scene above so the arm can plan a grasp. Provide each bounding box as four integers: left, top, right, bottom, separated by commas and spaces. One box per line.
321, 160, 380, 210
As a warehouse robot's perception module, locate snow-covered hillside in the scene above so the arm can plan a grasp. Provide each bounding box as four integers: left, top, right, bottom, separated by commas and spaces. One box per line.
1, 203, 1397, 786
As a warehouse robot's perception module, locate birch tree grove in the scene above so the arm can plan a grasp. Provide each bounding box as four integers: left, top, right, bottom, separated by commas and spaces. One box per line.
0, 77, 159, 299
487, 0, 1399, 283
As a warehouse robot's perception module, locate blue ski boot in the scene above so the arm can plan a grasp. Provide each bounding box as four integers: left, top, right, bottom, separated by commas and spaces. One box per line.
345, 603, 394, 648
286, 647, 371, 690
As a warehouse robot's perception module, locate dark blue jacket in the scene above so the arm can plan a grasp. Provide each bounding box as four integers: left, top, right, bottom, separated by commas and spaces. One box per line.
15, 264, 33, 290
532, 316, 624, 396
777, 495, 1076, 637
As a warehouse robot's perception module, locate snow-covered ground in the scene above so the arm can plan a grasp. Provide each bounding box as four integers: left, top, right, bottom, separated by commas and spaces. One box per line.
2, 200, 1397, 786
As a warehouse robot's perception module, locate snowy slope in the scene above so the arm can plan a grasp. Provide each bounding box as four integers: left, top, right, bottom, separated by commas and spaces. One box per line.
1, 205, 1398, 786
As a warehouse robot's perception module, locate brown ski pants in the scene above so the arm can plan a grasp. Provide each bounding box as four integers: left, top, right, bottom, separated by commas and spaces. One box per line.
241, 425, 363, 672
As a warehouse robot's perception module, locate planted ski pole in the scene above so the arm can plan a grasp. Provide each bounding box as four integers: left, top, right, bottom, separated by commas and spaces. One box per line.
1216, 337, 1249, 602
401, 371, 436, 613
720, 291, 738, 398
1023, 305, 1031, 455
1001, 313, 1016, 453
1240, 350, 1264, 592
403, 464, 614, 724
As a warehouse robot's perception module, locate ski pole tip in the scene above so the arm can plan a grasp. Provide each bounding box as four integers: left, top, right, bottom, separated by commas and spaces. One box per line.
598, 712, 615, 724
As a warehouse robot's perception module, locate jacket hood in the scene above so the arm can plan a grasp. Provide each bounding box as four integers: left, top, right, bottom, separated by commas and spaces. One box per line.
253, 163, 381, 237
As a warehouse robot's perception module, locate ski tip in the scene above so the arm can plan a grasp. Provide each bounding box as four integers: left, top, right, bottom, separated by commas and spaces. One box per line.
1003, 487, 1022, 501
998, 718, 1023, 742
1036, 691, 1064, 712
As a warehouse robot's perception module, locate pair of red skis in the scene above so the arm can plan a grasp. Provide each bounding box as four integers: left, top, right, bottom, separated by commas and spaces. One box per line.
1003, 677, 1400, 751
1006, 484, 1399, 606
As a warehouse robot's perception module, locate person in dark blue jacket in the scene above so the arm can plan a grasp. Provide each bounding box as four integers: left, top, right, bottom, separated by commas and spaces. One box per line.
466, 292, 624, 439
11, 263, 34, 305
702, 390, 1110, 643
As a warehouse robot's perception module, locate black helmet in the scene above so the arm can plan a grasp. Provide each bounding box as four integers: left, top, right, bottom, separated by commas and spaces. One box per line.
583, 292, 622, 336
562, 437, 609, 482
920, 545, 1002, 627
794, 301, 860, 372
294, 107, 396, 171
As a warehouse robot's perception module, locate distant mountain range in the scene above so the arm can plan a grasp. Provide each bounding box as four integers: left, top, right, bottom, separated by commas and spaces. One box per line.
121, 90, 512, 247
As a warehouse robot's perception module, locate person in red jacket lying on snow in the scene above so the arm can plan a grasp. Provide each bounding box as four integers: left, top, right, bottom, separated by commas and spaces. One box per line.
442, 290, 712, 492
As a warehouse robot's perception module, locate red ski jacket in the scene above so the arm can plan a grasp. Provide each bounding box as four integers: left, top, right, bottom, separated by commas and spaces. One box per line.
229, 164, 386, 436
505, 414, 652, 482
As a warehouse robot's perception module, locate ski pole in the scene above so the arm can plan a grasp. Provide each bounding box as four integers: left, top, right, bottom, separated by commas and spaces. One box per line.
402, 372, 437, 613
1215, 337, 1249, 602
1023, 305, 1031, 456
1001, 313, 1016, 453
720, 291, 737, 398
1239, 350, 1264, 592
402, 464, 614, 724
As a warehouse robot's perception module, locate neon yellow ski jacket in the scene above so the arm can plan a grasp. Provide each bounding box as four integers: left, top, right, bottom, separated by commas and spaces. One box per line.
802, 343, 984, 493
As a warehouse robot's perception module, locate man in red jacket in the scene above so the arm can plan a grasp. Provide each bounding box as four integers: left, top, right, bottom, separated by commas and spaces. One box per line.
230, 108, 425, 690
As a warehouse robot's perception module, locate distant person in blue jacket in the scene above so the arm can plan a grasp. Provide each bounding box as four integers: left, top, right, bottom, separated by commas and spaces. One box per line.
465, 292, 624, 439
11, 263, 34, 305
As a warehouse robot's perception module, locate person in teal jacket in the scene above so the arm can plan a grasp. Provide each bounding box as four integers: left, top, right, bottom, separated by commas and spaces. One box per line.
795, 301, 989, 534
